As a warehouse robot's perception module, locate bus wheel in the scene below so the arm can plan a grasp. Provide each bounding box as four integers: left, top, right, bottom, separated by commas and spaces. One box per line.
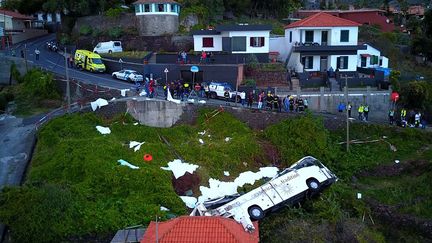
248, 205, 264, 220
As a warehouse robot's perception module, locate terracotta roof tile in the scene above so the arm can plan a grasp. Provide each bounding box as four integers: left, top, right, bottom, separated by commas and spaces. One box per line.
141, 216, 259, 243
285, 12, 361, 29
0, 9, 34, 20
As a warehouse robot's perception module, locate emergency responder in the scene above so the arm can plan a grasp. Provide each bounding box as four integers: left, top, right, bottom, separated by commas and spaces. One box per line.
363, 104, 369, 121
347, 102, 352, 117
389, 109, 395, 125
358, 104, 364, 121
224, 89, 230, 105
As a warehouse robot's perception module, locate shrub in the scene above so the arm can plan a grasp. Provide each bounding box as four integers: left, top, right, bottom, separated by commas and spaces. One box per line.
21, 69, 60, 100
105, 7, 123, 18
243, 78, 256, 86
79, 25, 93, 36
108, 27, 123, 39
10, 62, 21, 83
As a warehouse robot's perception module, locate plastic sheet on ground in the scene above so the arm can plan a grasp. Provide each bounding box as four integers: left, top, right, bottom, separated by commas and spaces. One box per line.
187, 99, 195, 103
91, 98, 109, 111
110, 97, 116, 102
224, 171, 230, 176
198, 100, 207, 104
117, 159, 139, 169
199, 138, 204, 144
139, 90, 147, 96
198, 130, 206, 136
129, 141, 145, 152
225, 137, 232, 142
167, 88, 181, 104
197, 167, 279, 202
96, 126, 111, 135
120, 89, 129, 97
160, 159, 199, 179
160, 206, 170, 211
180, 196, 197, 209
133, 122, 139, 125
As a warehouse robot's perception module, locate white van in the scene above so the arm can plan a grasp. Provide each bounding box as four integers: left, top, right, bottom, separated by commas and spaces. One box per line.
191, 156, 338, 231
93, 41, 122, 54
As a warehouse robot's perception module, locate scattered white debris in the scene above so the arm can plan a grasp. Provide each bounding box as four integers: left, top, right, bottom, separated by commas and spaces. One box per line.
357, 193, 362, 199
160, 206, 170, 211
90, 98, 109, 111
382, 136, 388, 139
167, 88, 181, 104
120, 89, 129, 97
197, 167, 279, 202
187, 99, 195, 103
96, 126, 111, 135
198, 130, 206, 136
225, 137, 232, 142
133, 122, 139, 125
139, 90, 147, 96
198, 100, 206, 104
224, 171, 230, 176
395, 160, 400, 164
160, 159, 199, 179
117, 159, 139, 169
129, 141, 145, 152
208, 135, 211, 137
110, 97, 116, 102
180, 196, 197, 209
132, 97, 137, 100
199, 138, 204, 144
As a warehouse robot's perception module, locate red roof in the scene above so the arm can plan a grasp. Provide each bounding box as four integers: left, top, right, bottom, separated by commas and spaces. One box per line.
141, 216, 259, 243
0, 9, 34, 20
285, 12, 361, 29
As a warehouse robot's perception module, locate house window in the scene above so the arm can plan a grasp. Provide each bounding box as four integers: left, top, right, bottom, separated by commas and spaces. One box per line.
232, 37, 246, 51
157, 4, 164, 12
250, 37, 265, 47
340, 30, 349, 42
144, 4, 150, 12
370, 55, 379, 65
170, 4, 175, 12
289, 31, 292, 43
301, 56, 313, 69
379, 58, 383, 66
135, 4, 141, 13
337, 56, 348, 69
202, 37, 214, 47
361, 56, 367, 67
305, 31, 314, 43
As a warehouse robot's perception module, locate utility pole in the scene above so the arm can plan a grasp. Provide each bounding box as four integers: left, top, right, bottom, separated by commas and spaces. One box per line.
64, 46, 71, 112
24, 44, 28, 72
344, 75, 349, 152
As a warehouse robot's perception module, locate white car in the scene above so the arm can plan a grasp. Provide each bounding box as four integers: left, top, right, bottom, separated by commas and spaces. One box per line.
112, 70, 143, 82
93, 41, 122, 54
191, 156, 338, 231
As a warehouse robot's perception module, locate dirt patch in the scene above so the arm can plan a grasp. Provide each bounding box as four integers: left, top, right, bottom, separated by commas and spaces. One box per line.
172, 172, 201, 196
255, 139, 281, 167
367, 199, 432, 240
358, 160, 431, 177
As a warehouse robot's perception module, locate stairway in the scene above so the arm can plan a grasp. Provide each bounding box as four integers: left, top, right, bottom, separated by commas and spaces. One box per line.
329, 77, 340, 91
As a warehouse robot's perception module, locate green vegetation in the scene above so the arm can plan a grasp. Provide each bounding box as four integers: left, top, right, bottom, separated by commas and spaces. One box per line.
108, 27, 123, 39
0, 108, 431, 242
104, 7, 123, 18
101, 51, 150, 60
0, 68, 62, 116
79, 25, 93, 36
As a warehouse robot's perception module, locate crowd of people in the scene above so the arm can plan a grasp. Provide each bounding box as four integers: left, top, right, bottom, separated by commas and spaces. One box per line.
177, 50, 214, 64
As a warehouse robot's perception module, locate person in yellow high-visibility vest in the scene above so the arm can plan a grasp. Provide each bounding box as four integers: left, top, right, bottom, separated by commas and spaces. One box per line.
358, 104, 364, 121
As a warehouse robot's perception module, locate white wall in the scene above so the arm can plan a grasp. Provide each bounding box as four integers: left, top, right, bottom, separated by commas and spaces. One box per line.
228, 30, 270, 53
357, 44, 381, 68
328, 26, 358, 46
381, 56, 389, 68
329, 54, 357, 71
193, 35, 223, 52
0, 14, 13, 29
269, 37, 291, 62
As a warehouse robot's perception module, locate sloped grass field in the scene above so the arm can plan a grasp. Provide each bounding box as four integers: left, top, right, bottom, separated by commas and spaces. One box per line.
0, 110, 431, 242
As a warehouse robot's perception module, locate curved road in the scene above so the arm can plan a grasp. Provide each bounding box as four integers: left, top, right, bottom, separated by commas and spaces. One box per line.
9, 34, 133, 90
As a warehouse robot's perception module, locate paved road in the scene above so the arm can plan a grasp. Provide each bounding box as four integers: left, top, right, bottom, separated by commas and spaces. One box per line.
8, 34, 133, 90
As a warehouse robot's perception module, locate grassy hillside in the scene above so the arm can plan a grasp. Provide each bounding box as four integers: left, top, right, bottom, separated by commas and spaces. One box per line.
0, 110, 431, 242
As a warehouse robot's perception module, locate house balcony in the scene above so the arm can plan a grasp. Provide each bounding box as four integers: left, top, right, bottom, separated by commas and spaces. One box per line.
293, 43, 366, 55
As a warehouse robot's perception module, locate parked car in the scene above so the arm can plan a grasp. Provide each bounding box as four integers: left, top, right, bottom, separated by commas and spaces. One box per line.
208, 82, 240, 101
112, 69, 143, 82
74, 50, 106, 73
93, 41, 122, 54
191, 156, 338, 231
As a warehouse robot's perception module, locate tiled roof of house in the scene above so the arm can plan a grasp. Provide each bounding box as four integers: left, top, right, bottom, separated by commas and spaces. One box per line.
285, 12, 361, 29
0, 9, 34, 20
133, 0, 179, 4
141, 216, 259, 243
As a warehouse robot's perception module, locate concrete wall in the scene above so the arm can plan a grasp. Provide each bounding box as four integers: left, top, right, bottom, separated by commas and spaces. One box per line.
127, 99, 184, 127
0, 56, 27, 84
11, 29, 48, 44
136, 14, 178, 36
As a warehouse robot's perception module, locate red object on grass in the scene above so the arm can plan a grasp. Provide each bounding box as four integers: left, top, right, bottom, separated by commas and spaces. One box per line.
143, 154, 153, 162
391, 91, 399, 102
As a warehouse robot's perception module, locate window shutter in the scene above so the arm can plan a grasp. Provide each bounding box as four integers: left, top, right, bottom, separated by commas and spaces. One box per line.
250, 37, 255, 47
261, 37, 265, 47
337, 57, 341, 69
